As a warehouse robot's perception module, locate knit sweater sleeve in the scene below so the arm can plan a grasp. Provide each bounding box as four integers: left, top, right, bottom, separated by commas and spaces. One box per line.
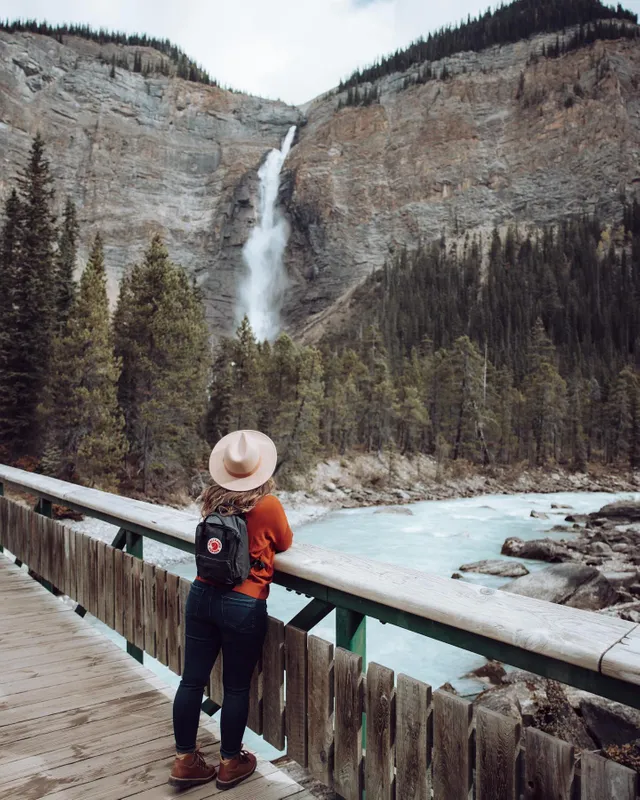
263, 495, 293, 553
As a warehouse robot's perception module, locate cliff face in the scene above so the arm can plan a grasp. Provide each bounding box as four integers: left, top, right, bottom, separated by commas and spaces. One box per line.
1, 28, 640, 335
0, 31, 301, 329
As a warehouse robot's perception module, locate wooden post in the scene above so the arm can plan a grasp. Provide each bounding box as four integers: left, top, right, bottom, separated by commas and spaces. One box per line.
34, 497, 54, 593
125, 530, 143, 664
1, 480, 5, 552
336, 608, 366, 747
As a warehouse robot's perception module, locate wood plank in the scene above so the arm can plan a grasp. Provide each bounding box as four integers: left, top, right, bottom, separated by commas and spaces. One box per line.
123, 551, 134, 643
0, 702, 170, 767
476, 706, 520, 800
0, 640, 125, 672
68, 525, 77, 602
0, 633, 106, 665
179, 576, 191, 672
113, 546, 125, 636
432, 690, 472, 800
208, 651, 224, 707
581, 752, 639, 800
104, 543, 115, 630
0, 733, 177, 798
132, 555, 145, 651
0, 720, 175, 785
63, 526, 72, 598
601, 627, 640, 684
76, 530, 87, 610
53, 749, 286, 800
307, 635, 334, 787
1, 654, 134, 696
0, 689, 168, 747
365, 662, 395, 800
524, 728, 574, 800
396, 673, 432, 800
334, 646, 363, 800
286, 625, 308, 767
263, 616, 286, 750
248, 658, 263, 735
0, 646, 131, 683
155, 566, 168, 666
0, 676, 166, 728
0, 666, 150, 710
166, 572, 181, 674
53, 519, 65, 592
143, 560, 156, 657
96, 540, 107, 624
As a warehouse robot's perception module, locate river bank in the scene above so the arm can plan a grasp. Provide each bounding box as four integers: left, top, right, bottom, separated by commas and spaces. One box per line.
280, 453, 640, 517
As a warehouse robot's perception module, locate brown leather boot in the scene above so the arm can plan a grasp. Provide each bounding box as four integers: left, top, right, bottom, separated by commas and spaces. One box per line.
216, 749, 257, 790
169, 748, 217, 787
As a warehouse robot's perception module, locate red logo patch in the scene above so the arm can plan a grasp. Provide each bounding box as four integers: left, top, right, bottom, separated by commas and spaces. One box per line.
207, 538, 222, 555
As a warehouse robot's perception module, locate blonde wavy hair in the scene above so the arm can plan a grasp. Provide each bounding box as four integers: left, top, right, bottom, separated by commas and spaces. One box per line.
200, 478, 275, 518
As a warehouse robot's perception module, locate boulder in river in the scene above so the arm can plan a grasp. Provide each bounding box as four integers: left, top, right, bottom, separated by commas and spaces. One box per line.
530, 510, 549, 519
459, 559, 529, 578
501, 563, 619, 610
501, 537, 573, 562
373, 506, 414, 516
552, 504, 573, 510
565, 514, 589, 524
591, 501, 640, 523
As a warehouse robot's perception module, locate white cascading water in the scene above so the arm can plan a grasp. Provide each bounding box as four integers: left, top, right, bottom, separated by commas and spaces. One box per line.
239, 125, 297, 341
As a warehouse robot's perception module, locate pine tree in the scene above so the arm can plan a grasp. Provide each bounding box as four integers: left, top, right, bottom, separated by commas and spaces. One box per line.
54, 197, 79, 332
110, 53, 116, 79
45, 235, 127, 488
0, 189, 24, 459
0, 134, 56, 460
115, 234, 210, 495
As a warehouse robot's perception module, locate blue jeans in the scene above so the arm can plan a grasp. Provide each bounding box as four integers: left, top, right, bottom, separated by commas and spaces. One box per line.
172, 581, 267, 759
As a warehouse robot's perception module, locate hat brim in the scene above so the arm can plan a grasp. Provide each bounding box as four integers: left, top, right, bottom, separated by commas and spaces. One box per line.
208, 430, 278, 491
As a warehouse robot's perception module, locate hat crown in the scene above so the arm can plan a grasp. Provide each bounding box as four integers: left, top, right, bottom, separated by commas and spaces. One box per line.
223, 432, 261, 479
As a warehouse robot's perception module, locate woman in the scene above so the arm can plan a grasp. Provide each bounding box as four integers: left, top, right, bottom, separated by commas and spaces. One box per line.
169, 430, 293, 790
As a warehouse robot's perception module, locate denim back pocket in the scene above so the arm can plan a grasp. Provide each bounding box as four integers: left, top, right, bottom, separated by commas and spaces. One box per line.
223, 593, 266, 633
185, 581, 207, 618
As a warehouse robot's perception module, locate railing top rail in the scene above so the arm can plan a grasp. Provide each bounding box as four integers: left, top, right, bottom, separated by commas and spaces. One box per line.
2, 463, 639, 688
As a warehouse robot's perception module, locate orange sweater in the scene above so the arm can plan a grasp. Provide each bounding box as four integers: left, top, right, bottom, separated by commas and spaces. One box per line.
197, 494, 293, 600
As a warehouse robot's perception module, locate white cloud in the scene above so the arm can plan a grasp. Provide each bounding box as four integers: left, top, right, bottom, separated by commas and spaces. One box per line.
4, 0, 640, 104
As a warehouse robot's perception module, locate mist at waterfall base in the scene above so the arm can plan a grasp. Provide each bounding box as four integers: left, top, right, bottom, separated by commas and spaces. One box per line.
81, 490, 640, 760
239, 126, 297, 341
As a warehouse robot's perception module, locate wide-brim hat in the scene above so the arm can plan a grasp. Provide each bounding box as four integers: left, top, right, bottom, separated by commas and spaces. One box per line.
209, 430, 278, 491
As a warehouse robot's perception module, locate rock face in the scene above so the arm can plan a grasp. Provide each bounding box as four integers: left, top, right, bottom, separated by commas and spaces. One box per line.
2, 29, 640, 335
501, 563, 619, 610
501, 536, 573, 562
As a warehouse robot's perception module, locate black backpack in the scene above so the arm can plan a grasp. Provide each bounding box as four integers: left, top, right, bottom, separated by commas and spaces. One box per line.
195, 512, 262, 587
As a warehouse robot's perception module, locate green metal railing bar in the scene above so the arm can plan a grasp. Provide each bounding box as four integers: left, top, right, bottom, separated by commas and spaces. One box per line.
288, 598, 334, 632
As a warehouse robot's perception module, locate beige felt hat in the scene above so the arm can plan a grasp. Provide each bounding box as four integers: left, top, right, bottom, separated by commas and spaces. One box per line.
208, 430, 278, 491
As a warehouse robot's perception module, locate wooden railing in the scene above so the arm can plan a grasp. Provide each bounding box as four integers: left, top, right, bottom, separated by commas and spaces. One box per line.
1, 466, 640, 799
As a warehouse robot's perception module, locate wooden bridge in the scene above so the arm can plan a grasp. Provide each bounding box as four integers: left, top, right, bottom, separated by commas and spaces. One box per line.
1, 463, 640, 799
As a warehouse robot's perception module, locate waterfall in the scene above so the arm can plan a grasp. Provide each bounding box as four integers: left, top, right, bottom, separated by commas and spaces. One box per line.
239, 125, 297, 341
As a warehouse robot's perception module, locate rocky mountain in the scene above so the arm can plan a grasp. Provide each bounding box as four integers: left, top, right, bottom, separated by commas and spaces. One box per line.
1, 23, 640, 335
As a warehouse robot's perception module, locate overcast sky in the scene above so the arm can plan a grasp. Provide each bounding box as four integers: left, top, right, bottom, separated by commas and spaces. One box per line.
4, 0, 640, 104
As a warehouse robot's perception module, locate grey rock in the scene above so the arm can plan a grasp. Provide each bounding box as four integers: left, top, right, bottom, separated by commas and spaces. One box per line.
373, 506, 414, 516
565, 514, 589, 524
459, 559, 529, 578
592, 501, 640, 523
580, 696, 640, 747
591, 541, 614, 555
551, 504, 573, 510
323, 482, 337, 493
501, 537, 573, 563
502, 564, 619, 610
530, 511, 549, 519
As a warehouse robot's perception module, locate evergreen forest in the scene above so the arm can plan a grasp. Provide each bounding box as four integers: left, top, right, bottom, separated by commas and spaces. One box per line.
339, 0, 637, 93
0, 19, 214, 85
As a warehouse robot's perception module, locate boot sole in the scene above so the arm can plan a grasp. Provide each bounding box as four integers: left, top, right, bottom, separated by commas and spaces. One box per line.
168, 773, 217, 788
215, 762, 257, 790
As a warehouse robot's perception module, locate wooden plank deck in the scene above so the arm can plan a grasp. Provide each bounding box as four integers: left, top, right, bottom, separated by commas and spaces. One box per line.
0, 554, 313, 800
